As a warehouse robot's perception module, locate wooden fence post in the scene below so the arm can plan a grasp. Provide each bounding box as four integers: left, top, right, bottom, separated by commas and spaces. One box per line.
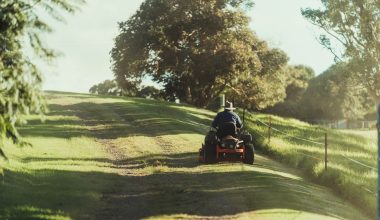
268, 116, 272, 144
377, 104, 380, 208
325, 132, 328, 171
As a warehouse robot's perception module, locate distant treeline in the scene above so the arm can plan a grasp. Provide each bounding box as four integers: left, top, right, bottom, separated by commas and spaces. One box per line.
263, 62, 374, 121
89, 80, 164, 101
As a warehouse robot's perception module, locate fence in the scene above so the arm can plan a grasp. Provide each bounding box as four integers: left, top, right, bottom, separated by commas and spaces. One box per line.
312, 119, 377, 129
252, 115, 377, 196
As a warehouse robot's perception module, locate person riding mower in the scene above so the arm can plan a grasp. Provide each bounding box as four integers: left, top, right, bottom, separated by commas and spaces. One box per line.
199, 102, 255, 164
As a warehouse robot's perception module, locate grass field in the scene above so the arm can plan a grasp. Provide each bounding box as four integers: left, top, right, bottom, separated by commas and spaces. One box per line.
0, 92, 372, 219
244, 113, 377, 218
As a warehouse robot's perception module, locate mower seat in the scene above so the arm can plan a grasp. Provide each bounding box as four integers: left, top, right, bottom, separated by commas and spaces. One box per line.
217, 122, 237, 139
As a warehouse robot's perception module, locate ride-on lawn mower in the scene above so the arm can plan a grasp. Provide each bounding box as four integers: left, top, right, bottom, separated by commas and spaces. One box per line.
199, 119, 255, 164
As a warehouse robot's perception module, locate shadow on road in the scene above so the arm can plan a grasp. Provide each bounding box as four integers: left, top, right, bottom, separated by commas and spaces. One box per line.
0, 151, 363, 220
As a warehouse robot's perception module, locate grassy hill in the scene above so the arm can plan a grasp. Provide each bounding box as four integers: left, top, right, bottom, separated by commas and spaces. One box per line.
244, 113, 377, 217
0, 92, 371, 219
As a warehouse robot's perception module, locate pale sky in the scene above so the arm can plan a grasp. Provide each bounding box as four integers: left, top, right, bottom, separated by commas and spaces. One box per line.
38, 0, 335, 93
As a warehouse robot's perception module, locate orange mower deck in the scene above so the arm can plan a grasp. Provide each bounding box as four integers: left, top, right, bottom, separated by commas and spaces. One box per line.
199, 144, 246, 163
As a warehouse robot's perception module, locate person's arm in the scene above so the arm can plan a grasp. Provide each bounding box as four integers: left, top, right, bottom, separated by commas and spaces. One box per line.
235, 114, 243, 129
211, 113, 219, 128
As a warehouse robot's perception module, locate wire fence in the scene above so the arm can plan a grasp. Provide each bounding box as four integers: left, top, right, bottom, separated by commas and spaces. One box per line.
256, 119, 324, 145
251, 115, 377, 196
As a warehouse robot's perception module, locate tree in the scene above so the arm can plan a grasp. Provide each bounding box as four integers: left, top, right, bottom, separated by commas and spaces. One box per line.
284, 65, 315, 101
89, 80, 164, 100
263, 65, 315, 117
112, 0, 287, 108
302, 1, 380, 102
137, 86, 164, 100
89, 80, 121, 95
226, 42, 289, 110
0, 0, 83, 157
301, 63, 372, 121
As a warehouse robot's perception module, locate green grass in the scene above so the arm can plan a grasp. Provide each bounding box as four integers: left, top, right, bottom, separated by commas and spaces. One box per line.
0, 91, 371, 219
244, 112, 377, 218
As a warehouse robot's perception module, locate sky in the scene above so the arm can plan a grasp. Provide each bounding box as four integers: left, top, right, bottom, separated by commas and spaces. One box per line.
38, 0, 335, 93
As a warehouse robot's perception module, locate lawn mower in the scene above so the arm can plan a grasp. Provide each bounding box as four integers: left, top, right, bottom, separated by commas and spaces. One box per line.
199, 110, 255, 164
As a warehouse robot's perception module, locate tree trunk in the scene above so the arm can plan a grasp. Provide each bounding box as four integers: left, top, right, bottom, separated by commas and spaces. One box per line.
185, 86, 192, 104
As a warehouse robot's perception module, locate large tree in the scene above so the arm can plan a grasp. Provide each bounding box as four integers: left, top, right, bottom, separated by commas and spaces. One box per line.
112, 0, 287, 108
284, 65, 315, 102
263, 65, 315, 117
301, 63, 372, 121
226, 42, 289, 110
302, 0, 380, 102
0, 0, 83, 157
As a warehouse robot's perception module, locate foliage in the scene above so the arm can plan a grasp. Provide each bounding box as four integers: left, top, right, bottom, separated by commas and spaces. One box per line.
302, 0, 380, 101
284, 65, 315, 101
112, 0, 288, 108
137, 86, 164, 100
0, 0, 83, 157
89, 80, 121, 95
89, 79, 164, 100
263, 65, 315, 117
301, 63, 373, 120
226, 42, 289, 110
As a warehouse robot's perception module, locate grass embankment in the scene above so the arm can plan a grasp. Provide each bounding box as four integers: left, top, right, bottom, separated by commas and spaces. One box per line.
244, 113, 377, 218
0, 91, 370, 219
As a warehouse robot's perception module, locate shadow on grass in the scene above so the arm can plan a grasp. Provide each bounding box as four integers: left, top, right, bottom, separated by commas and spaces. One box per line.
1, 151, 368, 220
0, 160, 363, 220
96, 171, 351, 220
21, 152, 200, 170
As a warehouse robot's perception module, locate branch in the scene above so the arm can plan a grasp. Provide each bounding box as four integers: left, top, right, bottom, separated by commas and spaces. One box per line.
22, 0, 43, 11
314, 35, 344, 62
308, 19, 349, 51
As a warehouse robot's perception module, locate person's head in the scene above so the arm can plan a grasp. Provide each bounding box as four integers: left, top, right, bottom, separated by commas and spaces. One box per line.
224, 101, 236, 112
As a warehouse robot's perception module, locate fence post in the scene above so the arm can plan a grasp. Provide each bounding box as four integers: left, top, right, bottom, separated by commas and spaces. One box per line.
377, 103, 380, 215
324, 132, 328, 171
268, 116, 272, 144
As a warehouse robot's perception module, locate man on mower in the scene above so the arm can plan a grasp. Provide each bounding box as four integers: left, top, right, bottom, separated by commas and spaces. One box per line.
211, 101, 243, 139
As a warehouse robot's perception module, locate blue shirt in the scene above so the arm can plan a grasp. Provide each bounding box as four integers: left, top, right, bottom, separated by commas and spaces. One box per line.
212, 110, 243, 129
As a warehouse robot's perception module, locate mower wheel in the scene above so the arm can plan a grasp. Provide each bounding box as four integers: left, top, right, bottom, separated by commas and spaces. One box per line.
241, 133, 252, 144
204, 143, 216, 163
205, 131, 218, 145
243, 144, 254, 164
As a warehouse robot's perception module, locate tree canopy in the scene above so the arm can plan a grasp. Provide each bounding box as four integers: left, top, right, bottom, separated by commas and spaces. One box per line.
263, 65, 315, 117
89, 80, 121, 96
225, 41, 289, 110
89, 79, 164, 100
302, 0, 380, 102
284, 65, 315, 102
0, 0, 83, 157
301, 63, 372, 120
112, 0, 288, 108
